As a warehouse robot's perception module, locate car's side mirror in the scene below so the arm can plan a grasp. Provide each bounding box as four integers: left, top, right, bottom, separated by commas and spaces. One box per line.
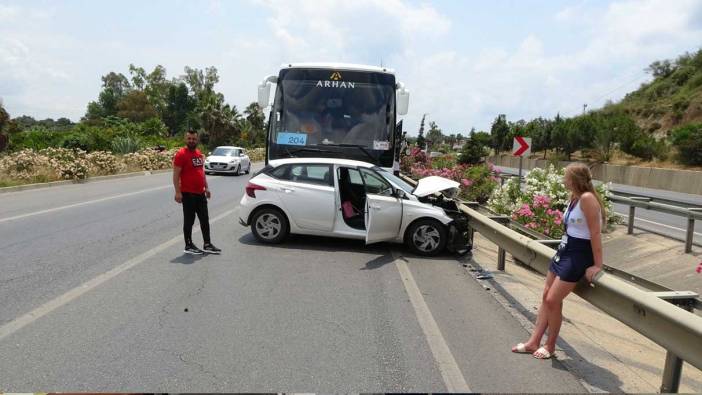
395, 189, 406, 199
207, 152, 211, 156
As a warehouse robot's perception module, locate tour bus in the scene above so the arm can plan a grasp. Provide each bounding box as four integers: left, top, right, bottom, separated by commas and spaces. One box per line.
257, 63, 410, 170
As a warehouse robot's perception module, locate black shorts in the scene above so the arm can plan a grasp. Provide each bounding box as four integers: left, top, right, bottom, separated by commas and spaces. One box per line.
549, 235, 594, 283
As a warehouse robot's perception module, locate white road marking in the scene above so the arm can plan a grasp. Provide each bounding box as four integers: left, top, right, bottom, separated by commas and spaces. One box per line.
0, 208, 237, 343
614, 212, 702, 237
0, 185, 171, 224
392, 251, 471, 392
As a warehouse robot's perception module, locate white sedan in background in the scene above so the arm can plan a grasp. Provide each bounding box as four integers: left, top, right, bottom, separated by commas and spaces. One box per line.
205, 146, 251, 175
238, 157, 471, 256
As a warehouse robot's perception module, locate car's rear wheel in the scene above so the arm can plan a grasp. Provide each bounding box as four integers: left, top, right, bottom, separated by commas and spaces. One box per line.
245, 163, 251, 174
251, 207, 289, 244
406, 219, 447, 256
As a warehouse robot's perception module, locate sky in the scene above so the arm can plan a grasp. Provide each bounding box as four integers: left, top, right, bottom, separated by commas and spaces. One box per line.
1, 0, 701, 136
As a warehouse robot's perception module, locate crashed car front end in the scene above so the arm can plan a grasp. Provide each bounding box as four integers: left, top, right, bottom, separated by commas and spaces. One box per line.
412, 176, 472, 255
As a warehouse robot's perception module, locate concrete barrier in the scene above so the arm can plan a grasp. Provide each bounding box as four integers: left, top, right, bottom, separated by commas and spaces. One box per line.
488, 154, 702, 195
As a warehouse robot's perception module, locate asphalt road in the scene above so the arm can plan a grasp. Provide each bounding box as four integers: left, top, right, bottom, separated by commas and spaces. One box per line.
0, 168, 585, 392
495, 165, 702, 246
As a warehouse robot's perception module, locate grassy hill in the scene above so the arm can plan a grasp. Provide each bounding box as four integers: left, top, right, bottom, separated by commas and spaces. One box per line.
604, 48, 702, 138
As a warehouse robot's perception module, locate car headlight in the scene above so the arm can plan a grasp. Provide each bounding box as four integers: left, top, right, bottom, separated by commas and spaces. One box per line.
229, 159, 239, 164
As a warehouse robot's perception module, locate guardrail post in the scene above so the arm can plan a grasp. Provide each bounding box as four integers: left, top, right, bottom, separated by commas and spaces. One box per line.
488, 216, 511, 271
656, 293, 696, 394
661, 352, 684, 393
628, 205, 636, 234
685, 208, 702, 254
685, 217, 695, 254
626, 197, 652, 235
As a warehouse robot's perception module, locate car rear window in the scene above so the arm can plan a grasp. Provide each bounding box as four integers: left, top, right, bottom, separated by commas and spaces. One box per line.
269, 163, 333, 186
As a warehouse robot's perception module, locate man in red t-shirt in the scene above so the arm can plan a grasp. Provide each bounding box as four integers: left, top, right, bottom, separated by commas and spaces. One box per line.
173, 130, 221, 255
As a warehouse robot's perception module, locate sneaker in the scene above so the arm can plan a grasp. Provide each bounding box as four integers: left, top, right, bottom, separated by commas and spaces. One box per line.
184, 244, 204, 255
203, 243, 221, 254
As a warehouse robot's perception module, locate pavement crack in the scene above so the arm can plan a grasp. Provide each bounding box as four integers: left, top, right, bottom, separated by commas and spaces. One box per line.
176, 351, 224, 383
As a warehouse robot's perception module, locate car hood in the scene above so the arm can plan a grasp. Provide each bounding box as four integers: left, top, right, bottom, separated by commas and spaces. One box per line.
412, 176, 460, 197
207, 155, 239, 162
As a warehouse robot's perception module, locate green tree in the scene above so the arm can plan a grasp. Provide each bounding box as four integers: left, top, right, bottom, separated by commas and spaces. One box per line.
116, 91, 158, 122
490, 114, 510, 153
416, 114, 426, 149
471, 131, 492, 148
83, 71, 132, 123
163, 82, 195, 135
426, 121, 443, 148
244, 102, 265, 131
144, 65, 171, 118
128, 64, 147, 90
458, 137, 488, 165
0, 101, 10, 151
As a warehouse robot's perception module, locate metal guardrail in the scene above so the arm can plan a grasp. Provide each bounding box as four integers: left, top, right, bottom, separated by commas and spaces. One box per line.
400, 173, 702, 392
460, 202, 702, 392
610, 195, 702, 253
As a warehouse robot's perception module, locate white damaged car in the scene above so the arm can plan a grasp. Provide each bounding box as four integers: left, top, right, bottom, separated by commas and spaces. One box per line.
238, 158, 471, 256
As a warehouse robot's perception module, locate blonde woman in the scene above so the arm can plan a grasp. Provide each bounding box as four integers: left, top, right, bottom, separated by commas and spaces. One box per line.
512, 163, 606, 359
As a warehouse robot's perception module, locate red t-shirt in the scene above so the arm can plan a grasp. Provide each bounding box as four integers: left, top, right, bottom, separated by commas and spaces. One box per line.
174, 147, 206, 194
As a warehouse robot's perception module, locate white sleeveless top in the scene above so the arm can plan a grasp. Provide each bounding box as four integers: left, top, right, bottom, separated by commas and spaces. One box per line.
564, 199, 601, 240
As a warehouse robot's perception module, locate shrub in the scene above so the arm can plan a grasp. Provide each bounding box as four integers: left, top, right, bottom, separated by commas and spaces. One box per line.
247, 147, 265, 162
111, 135, 142, 154
488, 164, 617, 238
140, 117, 168, 137
86, 151, 123, 175
9, 128, 64, 151
123, 148, 177, 171
512, 197, 565, 238
432, 154, 457, 170
40, 147, 90, 180
0, 149, 51, 180
60, 132, 91, 151
671, 123, 702, 165
458, 138, 488, 165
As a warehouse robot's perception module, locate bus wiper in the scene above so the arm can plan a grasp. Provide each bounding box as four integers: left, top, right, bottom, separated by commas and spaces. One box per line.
283, 146, 315, 157
316, 143, 376, 162
287, 147, 335, 156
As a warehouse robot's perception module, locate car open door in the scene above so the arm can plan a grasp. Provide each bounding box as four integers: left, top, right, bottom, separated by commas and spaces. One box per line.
365, 194, 402, 244
360, 168, 402, 244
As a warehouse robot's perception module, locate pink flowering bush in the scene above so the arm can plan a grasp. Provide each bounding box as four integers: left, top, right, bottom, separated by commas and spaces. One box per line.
403, 148, 499, 203
511, 195, 565, 238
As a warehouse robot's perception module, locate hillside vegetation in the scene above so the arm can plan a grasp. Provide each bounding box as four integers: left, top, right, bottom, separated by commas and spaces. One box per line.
608, 48, 702, 137
479, 48, 702, 167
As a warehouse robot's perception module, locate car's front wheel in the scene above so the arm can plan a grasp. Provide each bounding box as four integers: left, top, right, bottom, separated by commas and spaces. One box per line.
406, 219, 447, 256
251, 207, 289, 244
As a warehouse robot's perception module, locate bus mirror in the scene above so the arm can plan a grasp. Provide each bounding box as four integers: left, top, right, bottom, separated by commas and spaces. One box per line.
397, 88, 410, 116
258, 83, 271, 108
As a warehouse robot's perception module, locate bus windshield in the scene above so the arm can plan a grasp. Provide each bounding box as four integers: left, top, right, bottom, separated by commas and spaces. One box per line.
268, 68, 396, 166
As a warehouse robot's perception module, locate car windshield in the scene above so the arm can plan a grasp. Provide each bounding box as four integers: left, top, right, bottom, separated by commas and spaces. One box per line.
212, 148, 239, 157
375, 168, 415, 194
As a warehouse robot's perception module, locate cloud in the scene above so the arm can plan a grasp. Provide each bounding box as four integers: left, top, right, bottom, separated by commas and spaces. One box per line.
256, 0, 450, 63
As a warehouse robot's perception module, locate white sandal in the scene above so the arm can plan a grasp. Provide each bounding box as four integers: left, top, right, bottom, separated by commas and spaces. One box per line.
512, 342, 531, 354
533, 346, 554, 359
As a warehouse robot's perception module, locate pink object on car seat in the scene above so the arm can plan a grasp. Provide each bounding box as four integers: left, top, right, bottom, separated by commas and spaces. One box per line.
342, 201, 359, 219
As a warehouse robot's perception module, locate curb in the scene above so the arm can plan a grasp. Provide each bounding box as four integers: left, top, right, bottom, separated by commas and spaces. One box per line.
0, 168, 173, 194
